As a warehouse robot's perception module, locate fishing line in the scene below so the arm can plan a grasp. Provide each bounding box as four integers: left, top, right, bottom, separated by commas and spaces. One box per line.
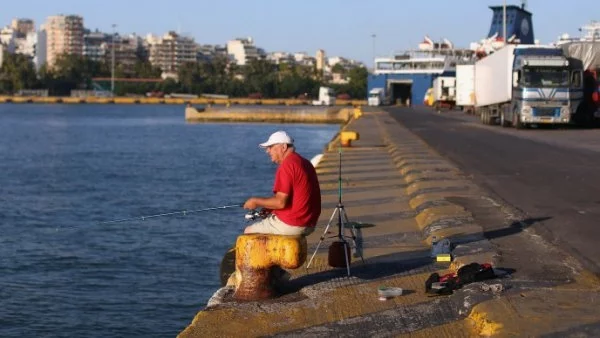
96, 203, 243, 225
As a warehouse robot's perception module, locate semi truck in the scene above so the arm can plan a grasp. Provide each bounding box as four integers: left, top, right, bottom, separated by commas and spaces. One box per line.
432, 76, 456, 109
559, 42, 600, 126
312, 86, 336, 106
368, 88, 384, 106
455, 64, 475, 113
474, 44, 583, 128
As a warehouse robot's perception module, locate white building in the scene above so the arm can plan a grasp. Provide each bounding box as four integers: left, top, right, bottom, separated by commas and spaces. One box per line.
83, 31, 110, 61
227, 37, 265, 66
267, 51, 294, 64
292, 52, 315, 67
146, 31, 197, 74
14, 31, 37, 57
328, 56, 347, 67
0, 27, 16, 53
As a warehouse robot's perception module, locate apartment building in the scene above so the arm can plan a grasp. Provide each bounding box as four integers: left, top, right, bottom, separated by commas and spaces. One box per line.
197, 44, 228, 62
108, 34, 143, 72
11, 18, 35, 37
293, 52, 315, 67
316, 49, 326, 71
14, 31, 37, 57
0, 19, 37, 60
267, 51, 294, 65
0, 27, 16, 53
45, 15, 84, 68
146, 31, 197, 73
227, 37, 265, 66
83, 30, 110, 62
83, 31, 142, 72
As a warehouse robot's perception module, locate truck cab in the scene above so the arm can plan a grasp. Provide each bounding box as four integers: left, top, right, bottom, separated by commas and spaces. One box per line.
506, 47, 581, 127
432, 76, 456, 109
312, 86, 336, 106
368, 88, 384, 106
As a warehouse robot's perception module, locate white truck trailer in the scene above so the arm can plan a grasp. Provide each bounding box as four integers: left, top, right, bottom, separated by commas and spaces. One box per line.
474, 44, 583, 128
455, 64, 475, 113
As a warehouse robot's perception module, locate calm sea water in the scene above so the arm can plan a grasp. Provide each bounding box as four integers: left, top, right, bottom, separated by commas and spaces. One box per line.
0, 104, 338, 337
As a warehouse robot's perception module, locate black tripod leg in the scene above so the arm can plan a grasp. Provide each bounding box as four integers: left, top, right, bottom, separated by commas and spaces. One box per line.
343, 239, 351, 276
341, 208, 365, 263
306, 207, 338, 271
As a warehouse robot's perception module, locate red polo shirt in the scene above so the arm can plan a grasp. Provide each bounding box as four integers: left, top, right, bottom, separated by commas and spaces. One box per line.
272, 152, 321, 227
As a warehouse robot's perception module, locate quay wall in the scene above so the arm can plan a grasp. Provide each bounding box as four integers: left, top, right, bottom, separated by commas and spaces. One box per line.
0, 95, 366, 107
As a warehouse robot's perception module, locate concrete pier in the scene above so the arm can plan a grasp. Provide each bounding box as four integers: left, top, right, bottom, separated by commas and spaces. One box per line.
178, 108, 600, 337
184, 106, 354, 124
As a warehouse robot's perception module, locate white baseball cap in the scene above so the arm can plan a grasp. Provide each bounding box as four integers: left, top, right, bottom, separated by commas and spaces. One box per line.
259, 131, 294, 148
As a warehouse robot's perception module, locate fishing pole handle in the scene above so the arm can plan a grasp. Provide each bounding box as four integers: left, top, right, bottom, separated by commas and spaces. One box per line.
244, 208, 271, 221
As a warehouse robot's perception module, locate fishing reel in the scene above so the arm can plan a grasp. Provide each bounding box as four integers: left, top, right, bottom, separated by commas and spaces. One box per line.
244, 208, 270, 221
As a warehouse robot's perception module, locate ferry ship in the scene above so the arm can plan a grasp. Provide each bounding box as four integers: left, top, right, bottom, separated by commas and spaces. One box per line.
370, 40, 473, 106
368, 4, 534, 106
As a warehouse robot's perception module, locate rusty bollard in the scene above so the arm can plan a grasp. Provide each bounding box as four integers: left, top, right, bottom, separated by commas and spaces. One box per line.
233, 234, 307, 301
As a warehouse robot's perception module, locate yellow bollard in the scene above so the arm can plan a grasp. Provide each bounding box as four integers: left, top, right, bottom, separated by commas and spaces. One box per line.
232, 234, 307, 301
340, 131, 360, 147
353, 107, 363, 119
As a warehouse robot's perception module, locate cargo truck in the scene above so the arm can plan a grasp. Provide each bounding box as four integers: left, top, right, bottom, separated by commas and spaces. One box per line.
368, 88, 384, 106
432, 76, 456, 109
312, 86, 336, 106
474, 45, 583, 128
560, 42, 600, 127
455, 64, 475, 113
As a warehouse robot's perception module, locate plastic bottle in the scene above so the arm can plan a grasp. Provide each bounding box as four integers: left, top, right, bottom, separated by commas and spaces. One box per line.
378, 286, 403, 300
430, 236, 438, 258
431, 237, 451, 258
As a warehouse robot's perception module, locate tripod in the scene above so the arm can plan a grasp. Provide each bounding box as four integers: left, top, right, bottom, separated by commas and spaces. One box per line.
306, 145, 364, 276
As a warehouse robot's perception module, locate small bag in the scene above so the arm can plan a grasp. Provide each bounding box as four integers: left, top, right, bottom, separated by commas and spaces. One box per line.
456, 263, 495, 286
425, 263, 496, 296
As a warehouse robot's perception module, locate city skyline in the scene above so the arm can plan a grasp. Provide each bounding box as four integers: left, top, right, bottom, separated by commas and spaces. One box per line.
1, 0, 599, 66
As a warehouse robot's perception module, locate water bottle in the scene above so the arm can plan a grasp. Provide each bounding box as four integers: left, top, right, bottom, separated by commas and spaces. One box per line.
378, 286, 403, 300
430, 236, 439, 258
431, 237, 451, 258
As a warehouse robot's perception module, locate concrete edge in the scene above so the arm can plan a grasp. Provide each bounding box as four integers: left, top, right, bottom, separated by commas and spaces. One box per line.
378, 110, 499, 273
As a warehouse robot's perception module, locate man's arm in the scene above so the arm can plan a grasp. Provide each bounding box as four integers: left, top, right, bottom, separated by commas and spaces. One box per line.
243, 192, 289, 210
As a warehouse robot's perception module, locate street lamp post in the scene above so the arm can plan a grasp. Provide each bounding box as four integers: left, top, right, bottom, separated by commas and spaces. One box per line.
371, 34, 376, 69
111, 24, 116, 96
502, 0, 507, 45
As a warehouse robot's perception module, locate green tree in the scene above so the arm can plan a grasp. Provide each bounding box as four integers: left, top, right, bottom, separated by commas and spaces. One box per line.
347, 66, 368, 98
243, 59, 278, 97
331, 63, 346, 75
39, 54, 109, 95
178, 62, 204, 94
0, 54, 39, 94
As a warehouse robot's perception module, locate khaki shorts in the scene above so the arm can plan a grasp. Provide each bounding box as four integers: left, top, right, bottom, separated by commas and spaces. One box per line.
245, 214, 315, 236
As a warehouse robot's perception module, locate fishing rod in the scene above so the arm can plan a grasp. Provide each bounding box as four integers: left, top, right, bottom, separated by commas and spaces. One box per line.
97, 203, 243, 225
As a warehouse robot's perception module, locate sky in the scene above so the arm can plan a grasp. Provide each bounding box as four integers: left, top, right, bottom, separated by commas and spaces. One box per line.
1, 0, 598, 66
